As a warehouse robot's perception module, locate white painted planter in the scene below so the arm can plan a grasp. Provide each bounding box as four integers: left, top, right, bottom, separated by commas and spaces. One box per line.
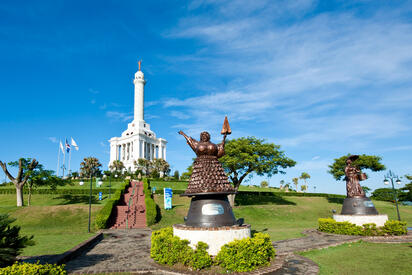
333, 214, 388, 227
173, 224, 251, 256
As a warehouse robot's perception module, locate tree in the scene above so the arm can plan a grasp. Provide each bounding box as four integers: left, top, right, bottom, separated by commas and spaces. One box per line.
220, 137, 296, 206
300, 172, 310, 187
328, 154, 385, 181
0, 214, 34, 267
362, 186, 371, 196
260, 180, 268, 188
173, 170, 180, 180
80, 157, 102, 178
279, 179, 285, 190
134, 158, 152, 176
0, 158, 38, 206
292, 177, 299, 192
152, 158, 170, 177
181, 164, 193, 180
400, 174, 412, 201
300, 185, 307, 192
71, 171, 79, 179
109, 160, 125, 175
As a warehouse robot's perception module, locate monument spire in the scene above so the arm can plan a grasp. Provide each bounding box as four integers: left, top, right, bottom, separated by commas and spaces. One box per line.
133, 60, 146, 122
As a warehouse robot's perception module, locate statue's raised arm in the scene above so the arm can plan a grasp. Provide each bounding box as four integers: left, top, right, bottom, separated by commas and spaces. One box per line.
178, 130, 198, 152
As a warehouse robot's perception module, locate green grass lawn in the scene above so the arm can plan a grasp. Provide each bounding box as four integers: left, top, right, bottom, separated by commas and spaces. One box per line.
151, 194, 412, 241
0, 193, 107, 256
300, 241, 412, 275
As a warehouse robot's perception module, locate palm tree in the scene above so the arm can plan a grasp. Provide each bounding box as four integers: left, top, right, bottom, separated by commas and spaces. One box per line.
300, 172, 310, 188
109, 160, 125, 176
292, 177, 299, 192
80, 157, 102, 178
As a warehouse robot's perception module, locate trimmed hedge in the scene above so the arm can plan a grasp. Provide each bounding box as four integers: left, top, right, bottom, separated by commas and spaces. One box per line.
151, 188, 344, 199
0, 188, 113, 195
95, 180, 129, 229
150, 227, 273, 272
318, 218, 407, 236
143, 178, 158, 226
0, 261, 66, 274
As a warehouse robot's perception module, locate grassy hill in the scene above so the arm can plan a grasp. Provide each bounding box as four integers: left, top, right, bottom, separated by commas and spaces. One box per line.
151, 194, 412, 241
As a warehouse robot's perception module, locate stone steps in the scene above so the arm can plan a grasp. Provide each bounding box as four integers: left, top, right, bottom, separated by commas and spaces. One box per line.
110, 180, 147, 229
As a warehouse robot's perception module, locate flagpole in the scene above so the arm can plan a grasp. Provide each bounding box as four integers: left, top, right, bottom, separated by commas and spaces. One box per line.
62, 144, 66, 178
68, 147, 72, 177
57, 142, 60, 177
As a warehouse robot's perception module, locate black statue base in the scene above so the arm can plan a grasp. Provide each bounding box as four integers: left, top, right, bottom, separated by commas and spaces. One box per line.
341, 197, 379, 215
184, 195, 238, 227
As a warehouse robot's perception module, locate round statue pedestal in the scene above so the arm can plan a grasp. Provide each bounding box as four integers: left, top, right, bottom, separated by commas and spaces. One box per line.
173, 224, 251, 256
333, 214, 388, 227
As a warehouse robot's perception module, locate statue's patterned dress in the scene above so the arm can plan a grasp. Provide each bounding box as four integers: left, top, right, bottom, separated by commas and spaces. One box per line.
183, 136, 235, 195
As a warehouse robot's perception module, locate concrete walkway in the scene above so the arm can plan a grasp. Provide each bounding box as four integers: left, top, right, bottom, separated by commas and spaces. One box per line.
64, 228, 412, 274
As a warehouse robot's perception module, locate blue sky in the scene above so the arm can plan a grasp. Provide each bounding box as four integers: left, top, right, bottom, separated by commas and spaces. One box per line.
1, 0, 412, 195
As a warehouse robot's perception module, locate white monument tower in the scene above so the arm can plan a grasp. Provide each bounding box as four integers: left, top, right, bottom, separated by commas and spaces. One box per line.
109, 61, 167, 172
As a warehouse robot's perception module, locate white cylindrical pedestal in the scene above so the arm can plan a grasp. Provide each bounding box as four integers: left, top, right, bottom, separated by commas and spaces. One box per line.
333, 214, 388, 227
173, 224, 251, 256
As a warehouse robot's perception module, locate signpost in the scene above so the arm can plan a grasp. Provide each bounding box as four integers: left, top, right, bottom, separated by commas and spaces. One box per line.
164, 188, 172, 210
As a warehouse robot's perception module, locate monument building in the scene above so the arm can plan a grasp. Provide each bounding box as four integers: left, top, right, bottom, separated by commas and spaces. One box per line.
109, 62, 167, 172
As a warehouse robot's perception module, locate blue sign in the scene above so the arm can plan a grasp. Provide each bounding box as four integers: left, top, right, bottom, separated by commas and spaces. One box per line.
152, 187, 156, 193
99, 192, 102, 201
164, 188, 172, 210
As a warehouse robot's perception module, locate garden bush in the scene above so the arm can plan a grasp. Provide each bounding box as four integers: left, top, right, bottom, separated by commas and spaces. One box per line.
95, 180, 129, 229
0, 214, 34, 268
215, 233, 275, 272
318, 218, 407, 236
0, 261, 66, 274
381, 220, 408, 235
151, 227, 274, 272
371, 188, 395, 201
143, 178, 159, 226
0, 187, 113, 195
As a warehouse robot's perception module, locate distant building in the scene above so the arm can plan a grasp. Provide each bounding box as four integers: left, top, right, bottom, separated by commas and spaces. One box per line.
109, 62, 167, 172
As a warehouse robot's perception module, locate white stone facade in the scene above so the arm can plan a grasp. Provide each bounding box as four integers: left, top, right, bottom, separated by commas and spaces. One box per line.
109, 65, 167, 172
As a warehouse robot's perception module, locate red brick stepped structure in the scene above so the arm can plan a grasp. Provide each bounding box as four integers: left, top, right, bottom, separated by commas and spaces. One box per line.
110, 180, 147, 229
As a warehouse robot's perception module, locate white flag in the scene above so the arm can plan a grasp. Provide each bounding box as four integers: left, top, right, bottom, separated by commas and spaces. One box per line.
71, 137, 79, 151
59, 141, 65, 155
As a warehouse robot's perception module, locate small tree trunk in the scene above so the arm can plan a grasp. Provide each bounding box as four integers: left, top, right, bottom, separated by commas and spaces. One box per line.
28, 186, 32, 206
16, 186, 24, 207
228, 194, 235, 208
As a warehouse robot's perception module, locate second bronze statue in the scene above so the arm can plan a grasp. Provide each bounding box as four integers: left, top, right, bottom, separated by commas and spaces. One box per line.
178, 129, 235, 196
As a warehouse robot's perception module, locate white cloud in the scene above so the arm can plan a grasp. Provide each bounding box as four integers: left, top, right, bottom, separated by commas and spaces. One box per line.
48, 137, 58, 143
106, 111, 133, 122
162, 2, 412, 147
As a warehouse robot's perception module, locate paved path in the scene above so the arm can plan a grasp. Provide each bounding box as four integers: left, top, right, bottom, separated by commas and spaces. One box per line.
64, 228, 411, 274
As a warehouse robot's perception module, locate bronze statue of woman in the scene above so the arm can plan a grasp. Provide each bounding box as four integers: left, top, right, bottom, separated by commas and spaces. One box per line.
345, 155, 365, 198
178, 130, 235, 195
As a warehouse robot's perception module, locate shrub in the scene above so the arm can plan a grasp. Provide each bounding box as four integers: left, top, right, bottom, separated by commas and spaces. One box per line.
0, 215, 34, 268
318, 218, 407, 236
190, 242, 213, 270
150, 227, 193, 266
371, 188, 395, 201
215, 233, 275, 272
0, 261, 66, 274
143, 178, 159, 226
95, 180, 129, 229
382, 220, 407, 235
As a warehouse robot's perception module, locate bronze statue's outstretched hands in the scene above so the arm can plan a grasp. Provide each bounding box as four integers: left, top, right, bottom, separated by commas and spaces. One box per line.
178, 130, 184, 135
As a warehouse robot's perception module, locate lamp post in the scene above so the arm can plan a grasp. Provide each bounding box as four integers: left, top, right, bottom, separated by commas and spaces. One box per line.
384, 170, 402, 221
